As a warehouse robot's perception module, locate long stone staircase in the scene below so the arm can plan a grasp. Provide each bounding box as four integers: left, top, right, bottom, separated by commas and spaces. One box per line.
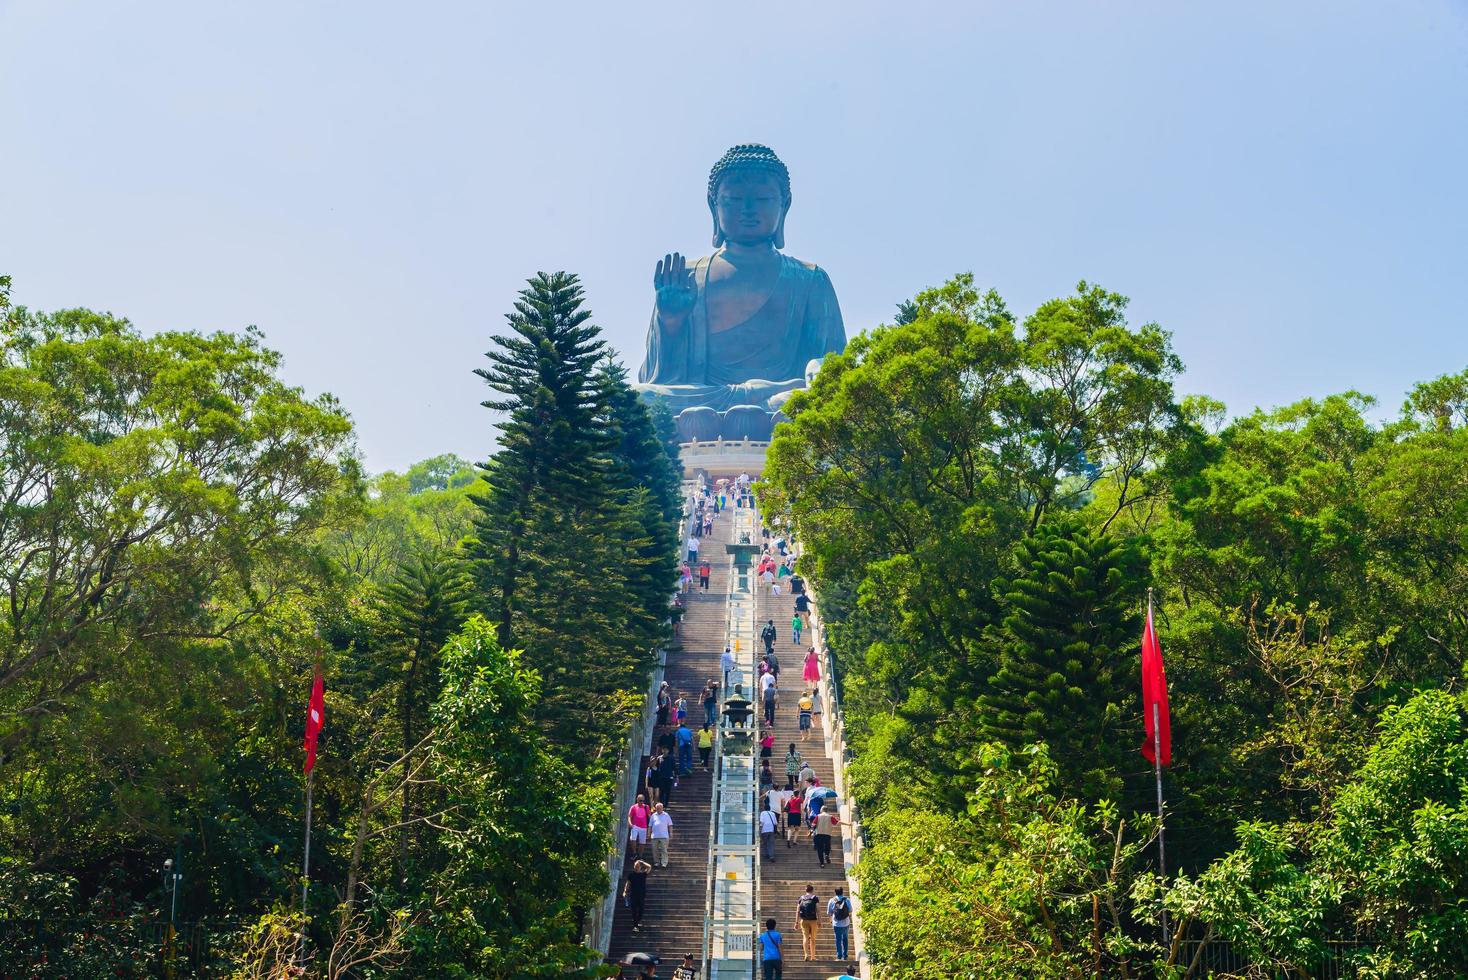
605, 500, 860, 978
755, 575, 856, 978
607, 514, 732, 968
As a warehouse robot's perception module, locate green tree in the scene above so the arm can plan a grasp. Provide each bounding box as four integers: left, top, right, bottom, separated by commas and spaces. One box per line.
599, 358, 681, 525
0, 305, 359, 755
1151, 689, 1468, 978
405, 453, 478, 493
855, 744, 1152, 979
763, 274, 1180, 808
1402, 366, 1468, 433
977, 523, 1142, 800
466, 274, 672, 756
377, 545, 470, 863
410, 616, 612, 978
1017, 281, 1183, 531
468, 271, 610, 649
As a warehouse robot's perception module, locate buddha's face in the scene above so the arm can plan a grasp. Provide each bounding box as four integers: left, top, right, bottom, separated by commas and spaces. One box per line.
715, 171, 785, 247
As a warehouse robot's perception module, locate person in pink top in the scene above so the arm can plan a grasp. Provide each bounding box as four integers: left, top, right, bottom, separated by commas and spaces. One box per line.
627, 793, 651, 860
802, 647, 820, 685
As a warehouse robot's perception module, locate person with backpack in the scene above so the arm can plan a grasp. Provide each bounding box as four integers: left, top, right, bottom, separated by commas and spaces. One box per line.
793, 590, 810, 627
796, 884, 822, 961
761, 619, 777, 654
828, 886, 855, 961
759, 917, 783, 980
798, 691, 814, 741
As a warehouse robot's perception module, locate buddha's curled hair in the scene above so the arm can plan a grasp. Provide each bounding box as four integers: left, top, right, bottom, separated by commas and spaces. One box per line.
708, 144, 792, 207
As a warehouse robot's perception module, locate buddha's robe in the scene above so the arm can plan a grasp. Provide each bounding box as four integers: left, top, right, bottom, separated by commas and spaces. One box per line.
636, 252, 845, 413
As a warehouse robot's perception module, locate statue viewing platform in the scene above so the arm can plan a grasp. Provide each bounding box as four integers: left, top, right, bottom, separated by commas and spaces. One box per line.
679, 437, 771, 480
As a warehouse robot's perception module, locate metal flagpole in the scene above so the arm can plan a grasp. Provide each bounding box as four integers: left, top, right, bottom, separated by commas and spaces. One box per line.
299, 764, 315, 967
1148, 587, 1170, 946
1152, 700, 1169, 945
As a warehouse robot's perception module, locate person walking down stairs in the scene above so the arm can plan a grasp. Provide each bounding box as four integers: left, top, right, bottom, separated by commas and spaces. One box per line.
649, 803, 673, 869
622, 858, 651, 933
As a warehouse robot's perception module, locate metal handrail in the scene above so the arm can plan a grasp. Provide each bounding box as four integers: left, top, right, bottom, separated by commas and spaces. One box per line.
588, 486, 694, 959
803, 589, 871, 976
701, 500, 762, 979
700, 571, 736, 974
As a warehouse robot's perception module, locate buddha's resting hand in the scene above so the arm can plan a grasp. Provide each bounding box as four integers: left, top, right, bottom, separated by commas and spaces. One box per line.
653, 252, 696, 327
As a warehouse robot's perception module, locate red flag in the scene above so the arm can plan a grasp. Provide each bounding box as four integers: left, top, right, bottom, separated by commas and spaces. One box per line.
1140, 597, 1171, 767
303, 663, 325, 774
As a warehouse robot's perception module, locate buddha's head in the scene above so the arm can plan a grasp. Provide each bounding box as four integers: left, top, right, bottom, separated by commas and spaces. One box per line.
708, 143, 792, 249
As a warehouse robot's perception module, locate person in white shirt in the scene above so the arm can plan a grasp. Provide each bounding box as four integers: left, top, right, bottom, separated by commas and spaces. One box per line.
686, 534, 700, 564
722, 646, 735, 688
767, 785, 792, 841
648, 803, 674, 868
759, 804, 780, 862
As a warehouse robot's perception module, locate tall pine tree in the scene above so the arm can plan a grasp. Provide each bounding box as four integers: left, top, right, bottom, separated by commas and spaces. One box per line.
977, 522, 1142, 800
468, 271, 609, 649
467, 274, 677, 758
378, 545, 470, 863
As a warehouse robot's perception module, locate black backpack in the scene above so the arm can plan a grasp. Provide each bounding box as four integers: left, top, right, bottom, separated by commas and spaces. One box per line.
833, 896, 851, 919
798, 894, 819, 920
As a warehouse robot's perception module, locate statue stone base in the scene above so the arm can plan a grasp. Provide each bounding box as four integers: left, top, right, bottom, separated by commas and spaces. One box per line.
676, 406, 791, 443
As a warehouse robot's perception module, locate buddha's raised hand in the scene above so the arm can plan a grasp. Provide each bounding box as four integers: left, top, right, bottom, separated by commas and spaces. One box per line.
653, 252, 697, 326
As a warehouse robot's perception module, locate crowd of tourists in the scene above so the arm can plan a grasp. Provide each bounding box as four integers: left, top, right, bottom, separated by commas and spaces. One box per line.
623, 476, 750, 946
621, 475, 857, 975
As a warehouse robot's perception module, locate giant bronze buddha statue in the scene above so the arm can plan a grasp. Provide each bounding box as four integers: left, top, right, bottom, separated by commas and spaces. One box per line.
636, 144, 846, 441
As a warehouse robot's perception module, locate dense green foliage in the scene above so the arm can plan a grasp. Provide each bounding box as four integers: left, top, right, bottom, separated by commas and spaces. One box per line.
465, 272, 676, 758
765, 273, 1468, 977
977, 524, 1142, 802
0, 273, 679, 977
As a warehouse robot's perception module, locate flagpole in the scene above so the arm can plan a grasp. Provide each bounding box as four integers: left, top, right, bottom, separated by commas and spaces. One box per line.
299, 763, 315, 967
1148, 587, 1170, 947
1152, 700, 1169, 944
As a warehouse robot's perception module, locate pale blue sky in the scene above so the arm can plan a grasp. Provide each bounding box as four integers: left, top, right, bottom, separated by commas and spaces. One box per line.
2, 1, 1465, 471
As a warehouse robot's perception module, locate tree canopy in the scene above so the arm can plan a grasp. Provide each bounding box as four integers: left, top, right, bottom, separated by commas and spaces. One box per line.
764, 272, 1468, 977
